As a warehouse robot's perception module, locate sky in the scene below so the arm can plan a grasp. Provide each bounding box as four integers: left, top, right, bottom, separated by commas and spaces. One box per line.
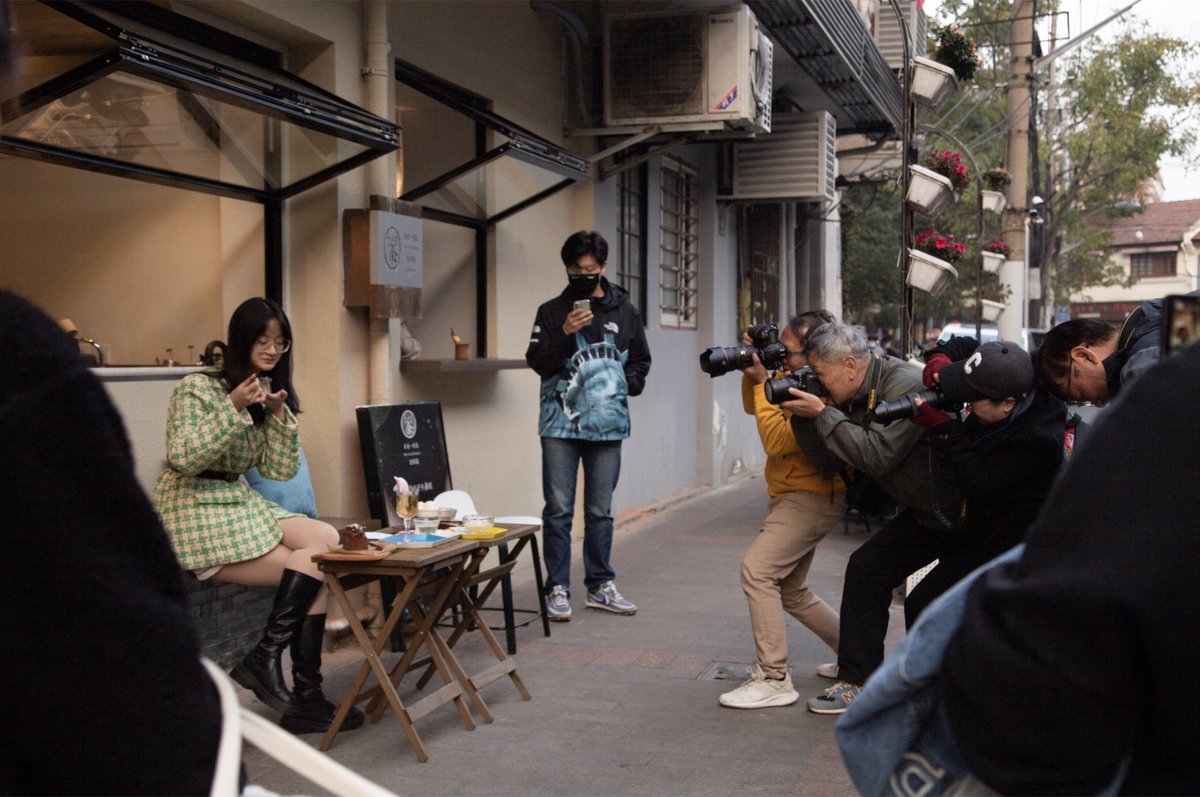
921, 0, 1200, 201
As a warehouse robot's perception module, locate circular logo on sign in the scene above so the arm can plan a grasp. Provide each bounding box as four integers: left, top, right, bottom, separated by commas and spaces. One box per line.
384, 226, 402, 271
400, 409, 417, 439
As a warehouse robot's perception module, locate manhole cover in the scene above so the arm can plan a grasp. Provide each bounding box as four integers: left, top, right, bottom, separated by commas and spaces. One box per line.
698, 660, 752, 681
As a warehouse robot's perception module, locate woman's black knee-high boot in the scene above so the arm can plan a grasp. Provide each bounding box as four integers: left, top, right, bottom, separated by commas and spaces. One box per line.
230, 570, 322, 715
280, 613, 365, 734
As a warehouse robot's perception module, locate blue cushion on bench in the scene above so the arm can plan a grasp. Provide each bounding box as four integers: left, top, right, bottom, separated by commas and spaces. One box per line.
245, 448, 319, 518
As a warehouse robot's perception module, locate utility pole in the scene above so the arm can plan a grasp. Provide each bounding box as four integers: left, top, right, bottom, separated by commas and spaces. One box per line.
1001, 0, 1034, 342
1039, 9, 1059, 328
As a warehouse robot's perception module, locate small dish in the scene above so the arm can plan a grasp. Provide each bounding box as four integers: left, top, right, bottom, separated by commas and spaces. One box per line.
436, 507, 458, 522
462, 513, 494, 529
412, 516, 440, 533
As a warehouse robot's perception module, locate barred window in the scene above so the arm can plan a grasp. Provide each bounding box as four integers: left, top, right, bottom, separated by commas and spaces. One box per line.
617, 163, 648, 317
1129, 251, 1176, 278
659, 157, 699, 328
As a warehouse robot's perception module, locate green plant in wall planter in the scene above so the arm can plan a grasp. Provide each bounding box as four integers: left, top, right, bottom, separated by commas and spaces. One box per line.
931, 24, 981, 82
907, 228, 966, 296
981, 239, 1008, 273
981, 167, 1011, 214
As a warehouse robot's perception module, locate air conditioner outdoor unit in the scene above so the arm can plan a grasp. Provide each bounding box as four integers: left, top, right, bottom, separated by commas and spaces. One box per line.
874, 0, 927, 71
719, 111, 836, 203
604, 5, 772, 133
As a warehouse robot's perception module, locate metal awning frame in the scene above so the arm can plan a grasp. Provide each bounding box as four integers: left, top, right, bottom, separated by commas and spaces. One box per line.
393, 56, 587, 229
0, 0, 400, 204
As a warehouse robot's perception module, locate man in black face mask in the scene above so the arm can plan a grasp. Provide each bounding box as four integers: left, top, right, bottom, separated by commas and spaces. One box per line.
525, 231, 652, 621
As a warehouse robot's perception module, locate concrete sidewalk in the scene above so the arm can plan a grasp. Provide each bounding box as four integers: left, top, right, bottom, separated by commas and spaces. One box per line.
244, 474, 904, 796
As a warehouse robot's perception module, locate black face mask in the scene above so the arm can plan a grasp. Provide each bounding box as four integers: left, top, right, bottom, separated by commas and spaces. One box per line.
566, 273, 600, 298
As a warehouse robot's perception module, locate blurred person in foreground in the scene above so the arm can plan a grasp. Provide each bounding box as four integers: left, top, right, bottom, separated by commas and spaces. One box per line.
0, 290, 221, 794
718, 311, 846, 710
940, 340, 1200, 794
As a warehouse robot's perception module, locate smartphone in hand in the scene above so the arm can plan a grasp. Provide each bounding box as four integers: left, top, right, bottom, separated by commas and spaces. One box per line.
1162, 294, 1200, 356
573, 299, 592, 313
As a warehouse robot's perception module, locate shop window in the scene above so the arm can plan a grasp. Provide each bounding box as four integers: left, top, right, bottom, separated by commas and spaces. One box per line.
659, 157, 699, 329
617, 163, 648, 318
738, 205, 782, 329
1129, 251, 1176, 278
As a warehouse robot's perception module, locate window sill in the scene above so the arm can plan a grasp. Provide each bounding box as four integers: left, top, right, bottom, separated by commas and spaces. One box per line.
400, 358, 527, 373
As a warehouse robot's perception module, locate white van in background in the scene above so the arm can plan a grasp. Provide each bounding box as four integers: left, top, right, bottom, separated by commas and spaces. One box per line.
938, 323, 1048, 352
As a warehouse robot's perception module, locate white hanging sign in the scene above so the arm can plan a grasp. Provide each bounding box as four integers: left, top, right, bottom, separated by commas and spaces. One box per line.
369, 210, 422, 288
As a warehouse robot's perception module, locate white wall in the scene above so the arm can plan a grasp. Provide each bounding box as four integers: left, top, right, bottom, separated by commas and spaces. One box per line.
0, 159, 232, 366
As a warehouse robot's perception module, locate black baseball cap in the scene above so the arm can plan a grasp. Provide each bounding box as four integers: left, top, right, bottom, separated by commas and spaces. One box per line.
938, 340, 1034, 403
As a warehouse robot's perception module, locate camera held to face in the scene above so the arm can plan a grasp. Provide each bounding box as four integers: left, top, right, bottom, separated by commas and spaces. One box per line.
869, 388, 960, 424
699, 323, 789, 377
763, 367, 826, 404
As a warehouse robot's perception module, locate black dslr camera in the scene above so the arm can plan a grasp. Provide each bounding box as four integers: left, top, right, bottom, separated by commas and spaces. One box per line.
870, 388, 960, 424
699, 323, 789, 377
764, 367, 826, 404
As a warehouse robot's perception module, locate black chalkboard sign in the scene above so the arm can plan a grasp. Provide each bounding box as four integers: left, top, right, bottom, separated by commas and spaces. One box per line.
356, 402, 454, 528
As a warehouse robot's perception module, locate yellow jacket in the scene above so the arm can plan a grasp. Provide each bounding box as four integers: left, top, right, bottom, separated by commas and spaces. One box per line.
742, 374, 844, 498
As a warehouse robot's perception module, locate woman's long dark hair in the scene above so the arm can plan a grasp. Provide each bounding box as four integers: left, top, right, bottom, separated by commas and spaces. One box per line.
217, 298, 300, 424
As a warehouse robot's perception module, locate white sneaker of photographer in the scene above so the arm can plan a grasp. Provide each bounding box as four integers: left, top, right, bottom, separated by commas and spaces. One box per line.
719, 663, 799, 709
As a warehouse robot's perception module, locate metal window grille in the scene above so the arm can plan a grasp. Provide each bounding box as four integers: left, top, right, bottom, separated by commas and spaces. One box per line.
1129, 251, 1176, 278
738, 204, 782, 330
617, 163, 648, 317
659, 157, 699, 328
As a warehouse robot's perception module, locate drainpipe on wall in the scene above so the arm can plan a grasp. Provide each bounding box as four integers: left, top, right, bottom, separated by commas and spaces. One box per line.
364, 0, 395, 404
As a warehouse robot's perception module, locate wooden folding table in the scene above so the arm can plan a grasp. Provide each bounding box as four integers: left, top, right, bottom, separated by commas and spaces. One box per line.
313, 538, 480, 760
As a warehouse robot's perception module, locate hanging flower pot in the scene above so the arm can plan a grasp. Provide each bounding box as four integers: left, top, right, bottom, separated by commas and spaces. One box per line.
981, 190, 1007, 214
964, 297, 1007, 322
907, 164, 956, 217
979, 299, 1006, 322
981, 250, 1005, 273
907, 248, 958, 296
910, 56, 959, 109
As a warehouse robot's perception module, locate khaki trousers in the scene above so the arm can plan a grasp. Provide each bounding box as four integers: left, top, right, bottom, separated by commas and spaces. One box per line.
741, 490, 846, 679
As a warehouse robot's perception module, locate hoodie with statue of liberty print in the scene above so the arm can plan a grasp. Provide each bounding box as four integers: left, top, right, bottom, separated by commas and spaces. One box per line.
525, 278, 651, 442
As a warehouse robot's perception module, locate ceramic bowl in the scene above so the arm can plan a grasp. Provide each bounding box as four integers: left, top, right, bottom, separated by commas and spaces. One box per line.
436, 507, 458, 522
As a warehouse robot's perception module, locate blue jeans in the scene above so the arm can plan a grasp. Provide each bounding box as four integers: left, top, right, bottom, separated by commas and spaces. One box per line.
540, 437, 622, 594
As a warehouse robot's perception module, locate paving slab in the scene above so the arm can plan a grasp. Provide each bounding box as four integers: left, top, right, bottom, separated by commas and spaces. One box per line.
239, 474, 907, 796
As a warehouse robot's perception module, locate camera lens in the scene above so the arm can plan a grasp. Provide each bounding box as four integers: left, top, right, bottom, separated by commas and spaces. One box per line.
764, 375, 799, 404
699, 346, 754, 377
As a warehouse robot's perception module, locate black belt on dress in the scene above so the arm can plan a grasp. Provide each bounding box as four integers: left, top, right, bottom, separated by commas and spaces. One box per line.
196, 470, 240, 482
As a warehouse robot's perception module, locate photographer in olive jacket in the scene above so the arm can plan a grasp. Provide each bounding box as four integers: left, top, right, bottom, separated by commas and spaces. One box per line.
780, 322, 964, 715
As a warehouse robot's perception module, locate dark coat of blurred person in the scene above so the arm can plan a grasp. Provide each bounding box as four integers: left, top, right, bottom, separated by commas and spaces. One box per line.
940, 340, 1200, 795
0, 290, 221, 795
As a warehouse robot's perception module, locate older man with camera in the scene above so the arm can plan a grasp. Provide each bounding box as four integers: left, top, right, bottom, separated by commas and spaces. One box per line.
714, 311, 847, 710
780, 322, 967, 714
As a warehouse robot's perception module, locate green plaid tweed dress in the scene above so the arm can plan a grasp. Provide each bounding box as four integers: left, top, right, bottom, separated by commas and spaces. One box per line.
154, 373, 302, 571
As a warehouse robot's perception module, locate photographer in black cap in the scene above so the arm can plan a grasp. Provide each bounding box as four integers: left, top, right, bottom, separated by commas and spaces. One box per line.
797, 334, 1065, 715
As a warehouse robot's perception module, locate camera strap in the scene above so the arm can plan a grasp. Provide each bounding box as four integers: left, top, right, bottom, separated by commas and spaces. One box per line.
1115, 304, 1147, 354
837, 356, 888, 511
863, 355, 883, 415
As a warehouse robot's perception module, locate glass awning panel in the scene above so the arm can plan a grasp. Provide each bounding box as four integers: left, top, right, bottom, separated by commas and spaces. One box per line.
1, 1, 398, 202
395, 58, 587, 226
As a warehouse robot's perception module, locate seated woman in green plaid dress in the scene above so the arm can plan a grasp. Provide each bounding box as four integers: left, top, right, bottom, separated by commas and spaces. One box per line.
155, 297, 363, 736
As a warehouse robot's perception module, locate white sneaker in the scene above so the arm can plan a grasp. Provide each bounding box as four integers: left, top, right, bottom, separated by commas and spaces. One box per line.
718, 664, 799, 709
816, 662, 839, 679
